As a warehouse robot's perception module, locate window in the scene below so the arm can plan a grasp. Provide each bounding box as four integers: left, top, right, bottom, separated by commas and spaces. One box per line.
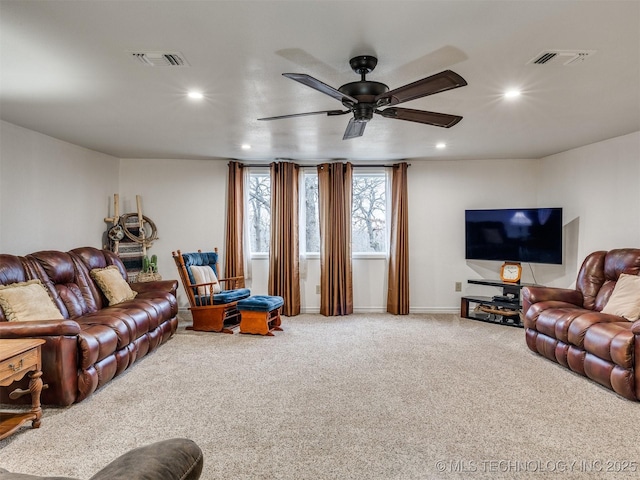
351, 172, 387, 254
247, 170, 270, 254
302, 171, 320, 254
248, 167, 388, 257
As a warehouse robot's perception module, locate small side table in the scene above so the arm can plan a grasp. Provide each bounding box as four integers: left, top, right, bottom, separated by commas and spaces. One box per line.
0, 338, 46, 440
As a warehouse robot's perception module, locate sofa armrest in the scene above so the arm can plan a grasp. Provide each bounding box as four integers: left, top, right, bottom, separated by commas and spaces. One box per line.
522, 286, 584, 316
130, 279, 178, 296
0, 319, 81, 338
631, 320, 640, 335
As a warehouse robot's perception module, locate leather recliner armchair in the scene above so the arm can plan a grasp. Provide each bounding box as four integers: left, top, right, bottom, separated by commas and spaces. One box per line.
523, 248, 640, 400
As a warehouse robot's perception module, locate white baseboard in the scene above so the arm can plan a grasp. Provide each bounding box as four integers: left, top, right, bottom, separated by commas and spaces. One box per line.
180, 306, 460, 315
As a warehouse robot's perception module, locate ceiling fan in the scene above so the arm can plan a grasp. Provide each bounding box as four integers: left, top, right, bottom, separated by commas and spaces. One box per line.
258, 55, 467, 140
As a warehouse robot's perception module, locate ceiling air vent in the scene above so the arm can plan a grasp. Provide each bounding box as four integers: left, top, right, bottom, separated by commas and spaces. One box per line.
527, 50, 596, 66
130, 51, 189, 67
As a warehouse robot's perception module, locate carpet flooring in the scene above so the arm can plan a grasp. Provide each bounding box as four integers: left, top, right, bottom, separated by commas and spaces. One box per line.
1, 313, 639, 479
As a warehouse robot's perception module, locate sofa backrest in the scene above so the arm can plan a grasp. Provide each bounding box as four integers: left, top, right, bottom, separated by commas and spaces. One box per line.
26, 250, 101, 318
1, 247, 133, 321
576, 248, 640, 311
70, 246, 130, 310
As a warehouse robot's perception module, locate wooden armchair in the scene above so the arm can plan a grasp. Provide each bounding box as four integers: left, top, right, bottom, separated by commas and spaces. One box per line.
172, 248, 250, 333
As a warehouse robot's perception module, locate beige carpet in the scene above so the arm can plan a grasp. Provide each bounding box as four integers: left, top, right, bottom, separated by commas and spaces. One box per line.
1, 314, 639, 479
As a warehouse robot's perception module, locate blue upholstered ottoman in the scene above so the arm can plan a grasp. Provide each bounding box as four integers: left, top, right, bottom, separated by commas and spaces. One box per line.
237, 295, 284, 336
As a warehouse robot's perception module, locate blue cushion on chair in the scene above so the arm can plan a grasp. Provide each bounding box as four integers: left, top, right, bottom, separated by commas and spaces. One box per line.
194, 288, 251, 306
181, 252, 219, 285
237, 295, 285, 312
182, 251, 250, 306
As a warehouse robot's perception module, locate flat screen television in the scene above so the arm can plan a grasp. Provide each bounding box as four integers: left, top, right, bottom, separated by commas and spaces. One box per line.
465, 208, 563, 264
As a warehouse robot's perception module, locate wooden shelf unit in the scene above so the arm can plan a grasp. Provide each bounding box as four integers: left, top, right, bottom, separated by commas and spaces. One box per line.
460, 279, 536, 328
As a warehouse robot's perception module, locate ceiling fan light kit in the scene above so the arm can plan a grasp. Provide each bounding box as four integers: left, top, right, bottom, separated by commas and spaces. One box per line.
259, 55, 467, 140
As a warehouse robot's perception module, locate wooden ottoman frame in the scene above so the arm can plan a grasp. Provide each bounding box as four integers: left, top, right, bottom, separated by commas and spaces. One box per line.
238, 296, 284, 336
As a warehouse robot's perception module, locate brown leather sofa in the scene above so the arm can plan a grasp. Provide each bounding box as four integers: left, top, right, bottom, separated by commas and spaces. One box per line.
523, 248, 640, 400
0, 247, 178, 406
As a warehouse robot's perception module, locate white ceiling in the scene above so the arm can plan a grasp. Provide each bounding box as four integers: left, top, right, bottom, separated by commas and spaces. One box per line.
1, 0, 639, 163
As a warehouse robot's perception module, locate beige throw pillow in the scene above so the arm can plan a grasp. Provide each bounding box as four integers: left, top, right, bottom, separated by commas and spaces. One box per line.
190, 265, 222, 296
0, 279, 64, 322
601, 273, 640, 321
90, 265, 137, 305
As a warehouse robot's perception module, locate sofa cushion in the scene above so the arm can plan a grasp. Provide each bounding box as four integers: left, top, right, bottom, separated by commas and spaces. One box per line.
0, 280, 64, 322
90, 266, 137, 305
190, 265, 221, 295
601, 273, 640, 321
195, 288, 251, 306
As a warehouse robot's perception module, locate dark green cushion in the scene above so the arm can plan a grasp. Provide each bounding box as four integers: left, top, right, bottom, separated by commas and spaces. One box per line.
0, 438, 202, 480
0, 469, 78, 480
89, 438, 202, 480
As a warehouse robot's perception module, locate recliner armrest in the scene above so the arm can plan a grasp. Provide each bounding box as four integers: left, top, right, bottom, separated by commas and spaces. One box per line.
522, 286, 584, 316
631, 319, 640, 335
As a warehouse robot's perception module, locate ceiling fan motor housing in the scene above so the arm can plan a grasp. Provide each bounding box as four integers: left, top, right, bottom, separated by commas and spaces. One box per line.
349, 55, 378, 75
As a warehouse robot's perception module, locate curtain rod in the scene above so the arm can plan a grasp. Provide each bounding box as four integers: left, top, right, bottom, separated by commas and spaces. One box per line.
237, 163, 410, 168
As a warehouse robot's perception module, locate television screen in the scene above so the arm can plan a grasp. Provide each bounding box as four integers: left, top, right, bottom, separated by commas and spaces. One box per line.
465, 208, 563, 264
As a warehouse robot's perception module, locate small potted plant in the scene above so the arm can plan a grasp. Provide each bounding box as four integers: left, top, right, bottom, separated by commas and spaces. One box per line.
138, 254, 161, 282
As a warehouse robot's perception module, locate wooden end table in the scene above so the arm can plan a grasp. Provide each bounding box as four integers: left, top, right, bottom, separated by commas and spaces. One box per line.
0, 338, 46, 440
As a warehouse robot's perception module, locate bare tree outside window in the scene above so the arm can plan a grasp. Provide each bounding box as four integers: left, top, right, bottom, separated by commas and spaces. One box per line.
250, 169, 386, 256
247, 172, 271, 253
352, 173, 387, 253
304, 173, 320, 253
303, 171, 386, 254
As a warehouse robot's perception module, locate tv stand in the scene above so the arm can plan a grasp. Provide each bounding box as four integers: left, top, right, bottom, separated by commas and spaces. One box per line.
460, 279, 534, 328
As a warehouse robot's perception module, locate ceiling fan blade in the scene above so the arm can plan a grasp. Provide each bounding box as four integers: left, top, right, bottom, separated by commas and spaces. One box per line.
377, 107, 463, 128
258, 110, 349, 121
283, 73, 359, 104
343, 118, 367, 140
375, 70, 467, 106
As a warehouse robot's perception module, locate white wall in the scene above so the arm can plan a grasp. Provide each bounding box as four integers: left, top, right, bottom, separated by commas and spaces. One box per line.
408, 158, 539, 311
535, 131, 640, 288
2, 120, 638, 312
118, 158, 228, 307
115, 157, 541, 312
0, 121, 119, 254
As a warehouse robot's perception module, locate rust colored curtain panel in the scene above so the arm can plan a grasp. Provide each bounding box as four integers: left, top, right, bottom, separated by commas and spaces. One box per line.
268, 162, 301, 316
317, 162, 353, 316
387, 162, 410, 314
225, 161, 245, 288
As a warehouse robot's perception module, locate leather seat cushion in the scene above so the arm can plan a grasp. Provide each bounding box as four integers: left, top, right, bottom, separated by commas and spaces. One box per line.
583, 321, 634, 368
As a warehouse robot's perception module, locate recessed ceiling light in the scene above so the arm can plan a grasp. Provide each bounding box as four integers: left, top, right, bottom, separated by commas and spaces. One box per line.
436, 142, 446, 149
187, 91, 203, 100
241, 144, 251, 150
504, 89, 521, 99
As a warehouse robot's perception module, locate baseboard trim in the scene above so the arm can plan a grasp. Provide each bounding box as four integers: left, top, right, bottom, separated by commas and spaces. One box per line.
181, 306, 460, 315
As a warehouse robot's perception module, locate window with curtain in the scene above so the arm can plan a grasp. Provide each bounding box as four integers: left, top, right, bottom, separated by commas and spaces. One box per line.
300, 168, 388, 256
248, 166, 389, 258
